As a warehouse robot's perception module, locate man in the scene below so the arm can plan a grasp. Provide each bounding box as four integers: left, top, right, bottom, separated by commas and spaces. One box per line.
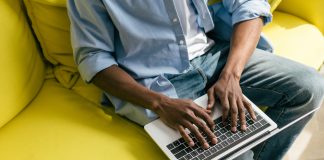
67, 0, 324, 159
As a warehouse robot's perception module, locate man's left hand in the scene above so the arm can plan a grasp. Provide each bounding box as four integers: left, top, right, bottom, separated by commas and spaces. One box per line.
206, 72, 256, 133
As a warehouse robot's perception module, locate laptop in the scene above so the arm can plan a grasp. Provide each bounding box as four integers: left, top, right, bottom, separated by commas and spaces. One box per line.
144, 94, 319, 160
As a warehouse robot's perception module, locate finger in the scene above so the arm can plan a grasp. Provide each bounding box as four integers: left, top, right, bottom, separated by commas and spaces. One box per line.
183, 121, 209, 149
207, 89, 215, 110
191, 115, 217, 145
177, 125, 194, 147
243, 98, 256, 120
238, 99, 247, 131
221, 96, 230, 125
192, 103, 215, 129
230, 97, 238, 133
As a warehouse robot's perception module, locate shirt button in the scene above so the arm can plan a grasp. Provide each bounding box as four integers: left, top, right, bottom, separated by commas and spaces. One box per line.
179, 40, 184, 45
172, 18, 178, 23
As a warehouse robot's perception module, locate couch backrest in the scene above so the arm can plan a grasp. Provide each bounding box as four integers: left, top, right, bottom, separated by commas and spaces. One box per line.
0, 0, 45, 128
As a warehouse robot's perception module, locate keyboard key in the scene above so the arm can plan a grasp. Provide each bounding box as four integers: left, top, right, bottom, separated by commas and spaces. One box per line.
198, 154, 205, 160
171, 144, 186, 154
175, 150, 186, 159
220, 135, 227, 141
204, 150, 211, 157
249, 125, 257, 131
225, 131, 232, 137
191, 150, 198, 157
167, 143, 174, 150
238, 131, 246, 137
260, 119, 267, 125
245, 128, 251, 134
173, 140, 181, 147
247, 120, 254, 125
220, 128, 227, 134
185, 147, 193, 153
221, 141, 229, 147
215, 131, 221, 137
192, 145, 199, 150
227, 137, 234, 144
197, 148, 204, 153
225, 125, 231, 130
185, 154, 193, 160
179, 157, 186, 160
210, 147, 217, 153
255, 122, 262, 128
215, 144, 223, 150
179, 138, 185, 144
233, 135, 240, 140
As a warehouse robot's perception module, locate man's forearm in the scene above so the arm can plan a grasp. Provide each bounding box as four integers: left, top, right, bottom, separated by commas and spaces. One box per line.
221, 18, 263, 78
92, 65, 165, 111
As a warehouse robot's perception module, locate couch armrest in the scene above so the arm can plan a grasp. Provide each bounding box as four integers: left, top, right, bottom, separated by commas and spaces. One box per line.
0, 0, 45, 128
277, 0, 324, 35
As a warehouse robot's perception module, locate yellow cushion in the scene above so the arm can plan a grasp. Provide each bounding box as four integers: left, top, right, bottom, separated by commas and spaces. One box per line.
0, 79, 166, 160
263, 11, 324, 69
277, 0, 324, 34
0, 0, 45, 128
23, 0, 77, 87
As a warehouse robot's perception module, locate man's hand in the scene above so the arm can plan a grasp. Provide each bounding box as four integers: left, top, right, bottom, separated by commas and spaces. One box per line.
207, 72, 256, 133
154, 97, 217, 149
206, 18, 263, 133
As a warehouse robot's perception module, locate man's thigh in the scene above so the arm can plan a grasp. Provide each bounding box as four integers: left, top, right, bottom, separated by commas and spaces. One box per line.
239, 49, 324, 125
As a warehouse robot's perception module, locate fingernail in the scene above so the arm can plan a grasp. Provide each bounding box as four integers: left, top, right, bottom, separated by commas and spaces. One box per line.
241, 125, 247, 131
212, 138, 217, 144
231, 127, 237, 133
204, 143, 209, 149
189, 141, 195, 147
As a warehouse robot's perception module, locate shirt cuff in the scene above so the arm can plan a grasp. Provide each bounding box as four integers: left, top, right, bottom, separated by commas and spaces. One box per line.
232, 1, 272, 26
78, 51, 117, 83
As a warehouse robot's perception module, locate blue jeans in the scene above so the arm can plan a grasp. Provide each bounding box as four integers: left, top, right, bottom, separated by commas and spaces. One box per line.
108, 43, 324, 159
163, 44, 324, 159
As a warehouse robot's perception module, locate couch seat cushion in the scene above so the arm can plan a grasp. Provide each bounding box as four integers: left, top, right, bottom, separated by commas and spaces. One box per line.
0, 79, 166, 160
263, 11, 324, 69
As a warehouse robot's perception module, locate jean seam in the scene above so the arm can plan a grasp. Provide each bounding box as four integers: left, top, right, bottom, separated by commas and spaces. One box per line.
196, 68, 208, 84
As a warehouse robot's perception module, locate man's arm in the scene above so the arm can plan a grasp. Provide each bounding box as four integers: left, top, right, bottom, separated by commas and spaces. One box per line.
92, 65, 217, 149
207, 18, 263, 132
68, 0, 216, 149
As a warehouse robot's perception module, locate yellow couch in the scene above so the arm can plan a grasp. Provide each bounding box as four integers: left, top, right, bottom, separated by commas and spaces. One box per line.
0, 0, 323, 159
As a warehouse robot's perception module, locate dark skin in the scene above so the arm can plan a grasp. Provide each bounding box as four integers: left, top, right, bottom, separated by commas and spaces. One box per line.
93, 18, 262, 149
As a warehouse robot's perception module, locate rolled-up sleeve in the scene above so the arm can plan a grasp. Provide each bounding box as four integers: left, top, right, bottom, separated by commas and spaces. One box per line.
222, 0, 272, 26
67, 0, 117, 83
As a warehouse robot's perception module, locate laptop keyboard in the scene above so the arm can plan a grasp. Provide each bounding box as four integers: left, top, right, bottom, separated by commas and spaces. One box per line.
166, 112, 271, 160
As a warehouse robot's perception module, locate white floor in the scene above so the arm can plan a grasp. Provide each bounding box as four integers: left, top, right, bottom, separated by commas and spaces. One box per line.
283, 66, 324, 160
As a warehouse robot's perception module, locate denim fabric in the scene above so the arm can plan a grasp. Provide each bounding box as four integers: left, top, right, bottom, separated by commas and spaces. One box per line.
157, 43, 324, 159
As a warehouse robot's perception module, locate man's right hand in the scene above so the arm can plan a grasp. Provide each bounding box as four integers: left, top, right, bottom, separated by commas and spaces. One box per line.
92, 65, 217, 149
153, 97, 218, 149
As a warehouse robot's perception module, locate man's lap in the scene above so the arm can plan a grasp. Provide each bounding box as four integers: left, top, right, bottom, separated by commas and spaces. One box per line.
113, 42, 324, 127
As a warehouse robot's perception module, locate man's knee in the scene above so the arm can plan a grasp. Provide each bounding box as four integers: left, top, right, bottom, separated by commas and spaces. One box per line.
296, 68, 324, 109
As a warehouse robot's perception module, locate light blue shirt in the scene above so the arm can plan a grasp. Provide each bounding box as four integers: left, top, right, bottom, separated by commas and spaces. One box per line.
67, 0, 273, 125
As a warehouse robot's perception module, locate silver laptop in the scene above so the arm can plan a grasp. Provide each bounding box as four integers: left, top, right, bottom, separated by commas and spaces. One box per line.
145, 94, 319, 160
